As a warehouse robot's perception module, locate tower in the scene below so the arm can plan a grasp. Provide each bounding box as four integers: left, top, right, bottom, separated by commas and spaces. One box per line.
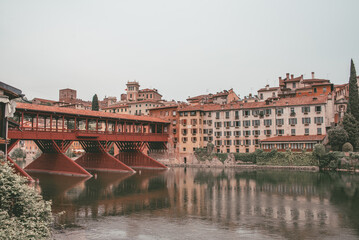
126, 81, 140, 101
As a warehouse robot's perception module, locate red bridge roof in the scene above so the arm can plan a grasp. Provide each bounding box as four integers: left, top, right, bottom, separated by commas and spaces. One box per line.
16, 102, 168, 123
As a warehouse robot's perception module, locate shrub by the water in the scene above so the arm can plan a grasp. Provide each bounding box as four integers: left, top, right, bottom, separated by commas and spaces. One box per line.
0, 161, 52, 239
234, 149, 318, 166
342, 142, 354, 152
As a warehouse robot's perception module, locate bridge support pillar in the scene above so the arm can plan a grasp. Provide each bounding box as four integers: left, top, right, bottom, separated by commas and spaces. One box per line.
115, 151, 167, 169
75, 141, 135, 172
25, 140, 91, 177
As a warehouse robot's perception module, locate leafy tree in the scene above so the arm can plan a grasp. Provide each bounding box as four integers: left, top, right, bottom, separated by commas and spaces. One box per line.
312, 144, 326, 159
92, 94, 99, 111
342, 142, 354, 152
10, 148, 26, 160
348, 59, 359, 120
343, 113, 359, 150
0, 161, 52, 239
328, 126, 349, 151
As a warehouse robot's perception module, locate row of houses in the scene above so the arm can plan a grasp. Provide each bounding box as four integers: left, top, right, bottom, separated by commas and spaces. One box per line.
148, 72, 357, 163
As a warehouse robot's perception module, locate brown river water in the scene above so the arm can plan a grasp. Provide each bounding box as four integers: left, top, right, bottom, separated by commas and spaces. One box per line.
16, 160, 359, 240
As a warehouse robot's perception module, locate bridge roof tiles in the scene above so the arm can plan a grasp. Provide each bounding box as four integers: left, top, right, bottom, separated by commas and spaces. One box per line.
16, 102, 168, 123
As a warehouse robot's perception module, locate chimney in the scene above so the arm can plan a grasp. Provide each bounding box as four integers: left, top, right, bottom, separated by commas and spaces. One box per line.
312, 72, 315, 79
286, 73, 290, 80
291, 74, 294, 79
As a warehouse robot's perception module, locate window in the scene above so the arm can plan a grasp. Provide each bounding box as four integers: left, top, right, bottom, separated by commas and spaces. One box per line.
182, 129, 187, 135
252, 130, 260, 136
276, 119, 284, 126
317, 128, 322, 135
252, 109, 259, 116
191, 119, 197, 126
243, 120, 250, 127
277, 129, 284, 135
182, 137, 187, 143
265, 109, 271, 115
276, 108, 284, 115
243, 130, 251, 136
314, 88, 317, 93
323, 87, 327, 93
225, 111, 230, 119
183, 148, 186, 151
235, 111, 239, 119
264, 130, 271, 136
215, 131, 222, 137
293, 83, 296, 88
191, 129, 197, 135
184, 112, 188, 116
233, 121, 241, 127
216, 112, 220, 119
305, 128, 309, 135
253, 139, 260, 145
215, 122, 222, 128
288, 118, 297, 125
234, 131, 241, 137
191, 137, 197, 143
173, 129, 177, 134
224, 131, 231, 137
252, 120, 260, 127
315, 106, 322, 112
225, 140, 232, 146
291, 129, 296, 136
207, 120, 213, 126
208, 129, 213, 135
235, 140, 241, 146
190, 111, 196, 116
314, 117, 323, 124
245, 140, 251, 146
224, 121, 231, 128
215, 140, 222, 146
172, 111, 176, 116
203, 129, 208, 134
243, 110, 250, 117
264, 119, 272, 126
302, 106, 310, 113
302, 117, 311, 124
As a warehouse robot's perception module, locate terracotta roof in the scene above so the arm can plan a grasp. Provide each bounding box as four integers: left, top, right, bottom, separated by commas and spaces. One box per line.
285, 76, 302, 83
179, 95, 328, 112
32, 97, 56, 103
258, 87, 279, 92
303, 79, 330, 84
261, 135, 326, 142
102, 104, 128, 110
149, 105, 179, 111
16, 102, 168, 123
139, 88, 157, 93
127, 100, 163, 104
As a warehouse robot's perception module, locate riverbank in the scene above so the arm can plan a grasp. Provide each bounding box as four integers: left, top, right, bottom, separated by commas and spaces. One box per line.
165, 163, 319, 171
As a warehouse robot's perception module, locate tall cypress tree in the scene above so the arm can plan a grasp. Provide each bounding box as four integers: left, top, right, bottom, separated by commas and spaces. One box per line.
92, 94, 99, 111
348, 59, 359, 120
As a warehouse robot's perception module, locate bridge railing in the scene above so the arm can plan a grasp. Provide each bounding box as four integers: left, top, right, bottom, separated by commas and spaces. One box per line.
12, 126, 169, 137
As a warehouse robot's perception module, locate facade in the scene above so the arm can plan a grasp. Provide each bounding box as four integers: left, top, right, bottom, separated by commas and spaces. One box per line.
173, 95, 333, 163
149, 105, 179, 157
187, 89, 239, 105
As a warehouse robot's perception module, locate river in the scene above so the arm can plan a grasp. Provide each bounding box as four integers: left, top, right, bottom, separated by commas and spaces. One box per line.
20, 164, 359, 240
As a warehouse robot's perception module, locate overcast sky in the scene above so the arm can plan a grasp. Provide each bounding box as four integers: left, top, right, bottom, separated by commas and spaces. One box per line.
1, 0, 359, 102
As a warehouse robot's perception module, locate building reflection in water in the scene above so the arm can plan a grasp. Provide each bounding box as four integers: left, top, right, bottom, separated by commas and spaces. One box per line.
32, 168, 359, 239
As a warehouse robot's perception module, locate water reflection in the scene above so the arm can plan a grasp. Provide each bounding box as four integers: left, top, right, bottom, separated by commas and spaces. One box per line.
31, 168, 359, 239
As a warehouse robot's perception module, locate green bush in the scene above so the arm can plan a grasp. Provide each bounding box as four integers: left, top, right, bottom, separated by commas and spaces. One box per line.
342, 142, 354, 152
235, 149, 317, 166
312, 144, 326, 159
0, 161, 52, 239
10, 148, 26, 160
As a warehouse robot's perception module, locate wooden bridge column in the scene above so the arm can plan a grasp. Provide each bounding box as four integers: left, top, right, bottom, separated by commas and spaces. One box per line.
24, 140, 91, 177
75, 141, 135, 173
